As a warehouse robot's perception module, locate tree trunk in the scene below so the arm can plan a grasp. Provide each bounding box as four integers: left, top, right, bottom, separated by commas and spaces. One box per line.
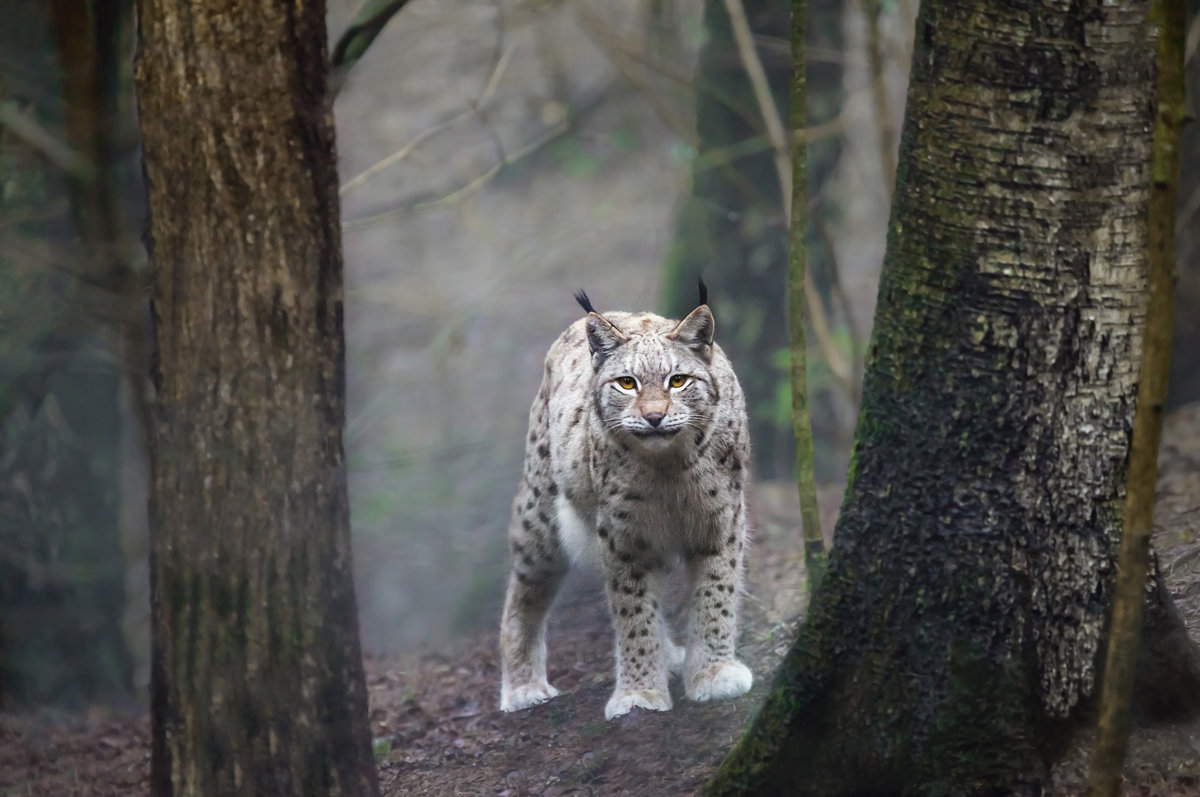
661, 0, 791, 479
787, 0, 826, 587
1167, 0, 1200, 408
136, 1, 379, 795
709, 2, 1200, 793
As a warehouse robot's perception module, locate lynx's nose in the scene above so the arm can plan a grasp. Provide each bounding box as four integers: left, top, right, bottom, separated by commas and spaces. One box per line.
643, 412, 665, 427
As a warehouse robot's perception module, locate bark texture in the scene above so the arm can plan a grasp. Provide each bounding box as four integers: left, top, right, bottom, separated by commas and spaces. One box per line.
709, 2, 1200, 793
136, 1, 378, 795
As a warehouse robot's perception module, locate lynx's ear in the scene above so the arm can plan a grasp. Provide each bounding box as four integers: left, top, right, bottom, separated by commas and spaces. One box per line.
668, 304, 715, 359
585, 313, 628, 363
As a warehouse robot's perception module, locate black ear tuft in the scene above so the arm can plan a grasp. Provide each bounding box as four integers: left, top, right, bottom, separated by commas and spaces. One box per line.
697, 277, 708, 307
574, 290, 595, 315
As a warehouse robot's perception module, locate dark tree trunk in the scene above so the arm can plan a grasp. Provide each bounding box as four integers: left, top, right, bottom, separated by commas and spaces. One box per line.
709, 2, 1200, 793
661, 0, 791, 479
136, 1, 379, 794
1167, 0, 1200, 408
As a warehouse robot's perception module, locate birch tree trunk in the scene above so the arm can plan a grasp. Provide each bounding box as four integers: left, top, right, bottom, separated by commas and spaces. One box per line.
709, 2, 1200, 792
136, 1, 379, 794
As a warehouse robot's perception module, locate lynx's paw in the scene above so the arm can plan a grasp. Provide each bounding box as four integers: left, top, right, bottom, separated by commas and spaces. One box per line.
685, 660, 753, 702
500, 680, 560, 712
604, 687, 672, 720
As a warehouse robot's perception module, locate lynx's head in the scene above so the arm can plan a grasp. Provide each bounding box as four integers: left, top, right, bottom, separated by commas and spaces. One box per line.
575, 282, 719, 450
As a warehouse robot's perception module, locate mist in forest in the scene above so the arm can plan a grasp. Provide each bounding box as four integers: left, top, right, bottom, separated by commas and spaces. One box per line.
0, 0, 908, 707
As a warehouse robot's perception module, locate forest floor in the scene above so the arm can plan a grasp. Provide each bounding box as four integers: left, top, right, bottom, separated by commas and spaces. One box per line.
3, 404, 1199, 796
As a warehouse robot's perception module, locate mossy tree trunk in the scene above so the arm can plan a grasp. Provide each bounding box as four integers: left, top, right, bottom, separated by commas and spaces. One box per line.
662, 0, 791, 479
709, 2, 1200, 793
787, 0, 825, 587
136, 1, 379, 794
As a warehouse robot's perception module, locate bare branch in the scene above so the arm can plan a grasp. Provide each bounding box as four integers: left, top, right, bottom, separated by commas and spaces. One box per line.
804, 266, 859, 403
339, 4, 512, 196
721, 0, 792, 219
854, 0, 897, 196
573, 3, 697, 144
342, 82, 616, 230
339, 43, 516, 196
814, 210, 864, 382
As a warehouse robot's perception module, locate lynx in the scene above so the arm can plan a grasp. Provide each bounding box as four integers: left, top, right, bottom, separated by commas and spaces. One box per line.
499, 282, 753, 720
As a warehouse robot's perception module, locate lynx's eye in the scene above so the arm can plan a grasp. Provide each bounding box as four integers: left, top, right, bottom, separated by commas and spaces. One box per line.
668, 374, 690, 389
615, 376, 637, 390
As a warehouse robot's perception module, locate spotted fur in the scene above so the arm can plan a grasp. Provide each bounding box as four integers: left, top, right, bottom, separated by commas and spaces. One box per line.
499, 292, 753, 720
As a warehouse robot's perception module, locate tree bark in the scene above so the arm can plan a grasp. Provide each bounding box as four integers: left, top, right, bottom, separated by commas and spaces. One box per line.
709, 2, 1200, 793
136, 1, 379, 795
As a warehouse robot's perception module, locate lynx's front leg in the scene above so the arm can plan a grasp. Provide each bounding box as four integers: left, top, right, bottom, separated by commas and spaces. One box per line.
684, 508, 752, 703
599, 515, 674, 720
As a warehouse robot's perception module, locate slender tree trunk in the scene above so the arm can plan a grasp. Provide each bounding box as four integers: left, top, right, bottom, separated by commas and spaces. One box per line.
1088, 1, 1185, 792
787, 1, 825, 587
709, 2, 1200, 793
136, 1, 379, 794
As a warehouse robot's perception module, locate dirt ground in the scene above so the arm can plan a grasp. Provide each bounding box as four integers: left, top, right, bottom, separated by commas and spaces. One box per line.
2, 405, 1199, 796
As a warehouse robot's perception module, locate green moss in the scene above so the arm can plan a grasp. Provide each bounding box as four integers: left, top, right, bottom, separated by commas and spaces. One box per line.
919, 642, 1047, 795
371, 736, 393, 758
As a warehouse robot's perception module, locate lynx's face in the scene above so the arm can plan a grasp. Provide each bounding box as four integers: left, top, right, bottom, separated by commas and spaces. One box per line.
586, 306, 718, 450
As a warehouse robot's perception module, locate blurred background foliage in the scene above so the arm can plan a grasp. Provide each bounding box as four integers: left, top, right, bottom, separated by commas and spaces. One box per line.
2, 0, 1196, 713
